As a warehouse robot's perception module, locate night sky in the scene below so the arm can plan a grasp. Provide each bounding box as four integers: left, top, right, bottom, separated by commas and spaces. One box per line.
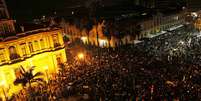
5, 0, 126, 21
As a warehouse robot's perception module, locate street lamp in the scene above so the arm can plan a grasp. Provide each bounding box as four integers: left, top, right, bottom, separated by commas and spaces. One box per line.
77, 53, 85, 60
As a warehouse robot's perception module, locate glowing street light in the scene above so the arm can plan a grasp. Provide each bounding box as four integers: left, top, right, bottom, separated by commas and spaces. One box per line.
77, 53, 84, 60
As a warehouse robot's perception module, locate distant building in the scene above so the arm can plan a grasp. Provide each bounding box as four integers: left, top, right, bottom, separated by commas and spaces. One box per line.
187, 0, 201, 11
133, 0, 155, 8
61, 12, 186, 48
140, 12, 185, 38
155, 0, 177, 9
194, 17, 201, 30
133, 0, 184, 10
0, 0, 9, 19
0, 0, 16, 36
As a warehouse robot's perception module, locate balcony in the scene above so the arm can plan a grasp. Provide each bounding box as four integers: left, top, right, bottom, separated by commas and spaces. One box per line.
10, 53, 21, 61
54, 43, 61, 48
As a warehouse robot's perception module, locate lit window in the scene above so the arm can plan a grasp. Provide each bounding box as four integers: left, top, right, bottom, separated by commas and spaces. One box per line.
20, 43, 27, 56
9, 46, 17, 54
9, 46, 20, 60
0, 48, 5, 62
3, 24, 9, 33
34, 41, 39, 51
28, 42, 34, 53
52, 34, 60, 47
40, 39, 45, 49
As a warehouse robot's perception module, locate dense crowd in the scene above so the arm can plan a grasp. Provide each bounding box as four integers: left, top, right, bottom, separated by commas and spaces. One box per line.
12, 26, 201, 101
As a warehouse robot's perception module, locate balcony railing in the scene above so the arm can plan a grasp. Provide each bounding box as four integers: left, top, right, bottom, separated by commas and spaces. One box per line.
0, 45, 65, 66
10, 53, 20, 60
54, 43, 61, 48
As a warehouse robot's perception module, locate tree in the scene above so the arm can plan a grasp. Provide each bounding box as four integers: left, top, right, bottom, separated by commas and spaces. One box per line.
103, 22, 111, 47
85, 20, 93, 45
63, 35, 70, 43
133, 24, 142, 40
14, 65, 45, 89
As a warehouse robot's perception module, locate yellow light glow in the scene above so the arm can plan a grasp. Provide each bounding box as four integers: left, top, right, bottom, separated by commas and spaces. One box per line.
99, 39, 108, 47
81, 37, 88, 44
0, 80, 5, 87
44, 66, 48, 70
77, 53, 84, 60
0, 73, 6, 87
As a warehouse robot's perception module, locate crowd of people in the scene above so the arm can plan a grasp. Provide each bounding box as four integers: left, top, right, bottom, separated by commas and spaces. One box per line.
11, 26, 201, 101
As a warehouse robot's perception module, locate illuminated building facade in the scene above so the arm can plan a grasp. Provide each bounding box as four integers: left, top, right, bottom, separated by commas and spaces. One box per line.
194, 18, 201, 30
0, 0, 67, 99
0, 28, 67, 99
62, 20, 117, 47
140, 12, 185, 38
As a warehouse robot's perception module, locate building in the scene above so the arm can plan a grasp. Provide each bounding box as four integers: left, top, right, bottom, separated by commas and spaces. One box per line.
155, 0, 177, 10
187, 0, 201, 11
194, 17, 201, 30
0, 0, 16, 37
62, 20, 113, 47
133, 0, 185, 10
0, 0, 9, 19
0, 0, 67, 100
61, 12, 186, 48
140, 12, 185, 38
133, 0, 155, 8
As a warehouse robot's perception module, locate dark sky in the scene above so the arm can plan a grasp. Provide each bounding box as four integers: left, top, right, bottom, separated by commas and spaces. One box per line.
5, 0, 126, 21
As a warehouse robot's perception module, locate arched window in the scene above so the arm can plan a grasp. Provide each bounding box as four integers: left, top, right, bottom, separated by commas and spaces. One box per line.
28, 42, 34, 53
52, 34, 60, 47
3, 24, 9, 33
34, 41, 39, 51
0, 48, 5, 62
40, 39, 45, 49
9, 46, 16, 54
20, 43, 27, 56
9, 46, 20, 60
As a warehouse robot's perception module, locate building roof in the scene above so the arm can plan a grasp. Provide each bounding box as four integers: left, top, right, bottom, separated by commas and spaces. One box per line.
0, 26, 61, 42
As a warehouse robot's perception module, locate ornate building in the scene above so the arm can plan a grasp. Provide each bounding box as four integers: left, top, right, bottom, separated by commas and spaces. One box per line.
0, 0, 67, 99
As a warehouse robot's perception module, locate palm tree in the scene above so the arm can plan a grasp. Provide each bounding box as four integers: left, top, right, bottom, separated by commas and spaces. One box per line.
14, 65, 45, 89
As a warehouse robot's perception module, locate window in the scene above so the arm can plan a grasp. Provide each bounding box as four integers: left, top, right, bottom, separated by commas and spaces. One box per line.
34, 41, 39, 51
0, 25, 3, 34
40, 39, 45, 49
52, 34, 60, 47
56, 54, 62, 67
8, 24, 14, 33
0, 48, 5, 62
20, 43, 27, 56
9, 46, 20, 60
28, 42, 34, 53
3, 24, 9, 33
9, 46, 17, 54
